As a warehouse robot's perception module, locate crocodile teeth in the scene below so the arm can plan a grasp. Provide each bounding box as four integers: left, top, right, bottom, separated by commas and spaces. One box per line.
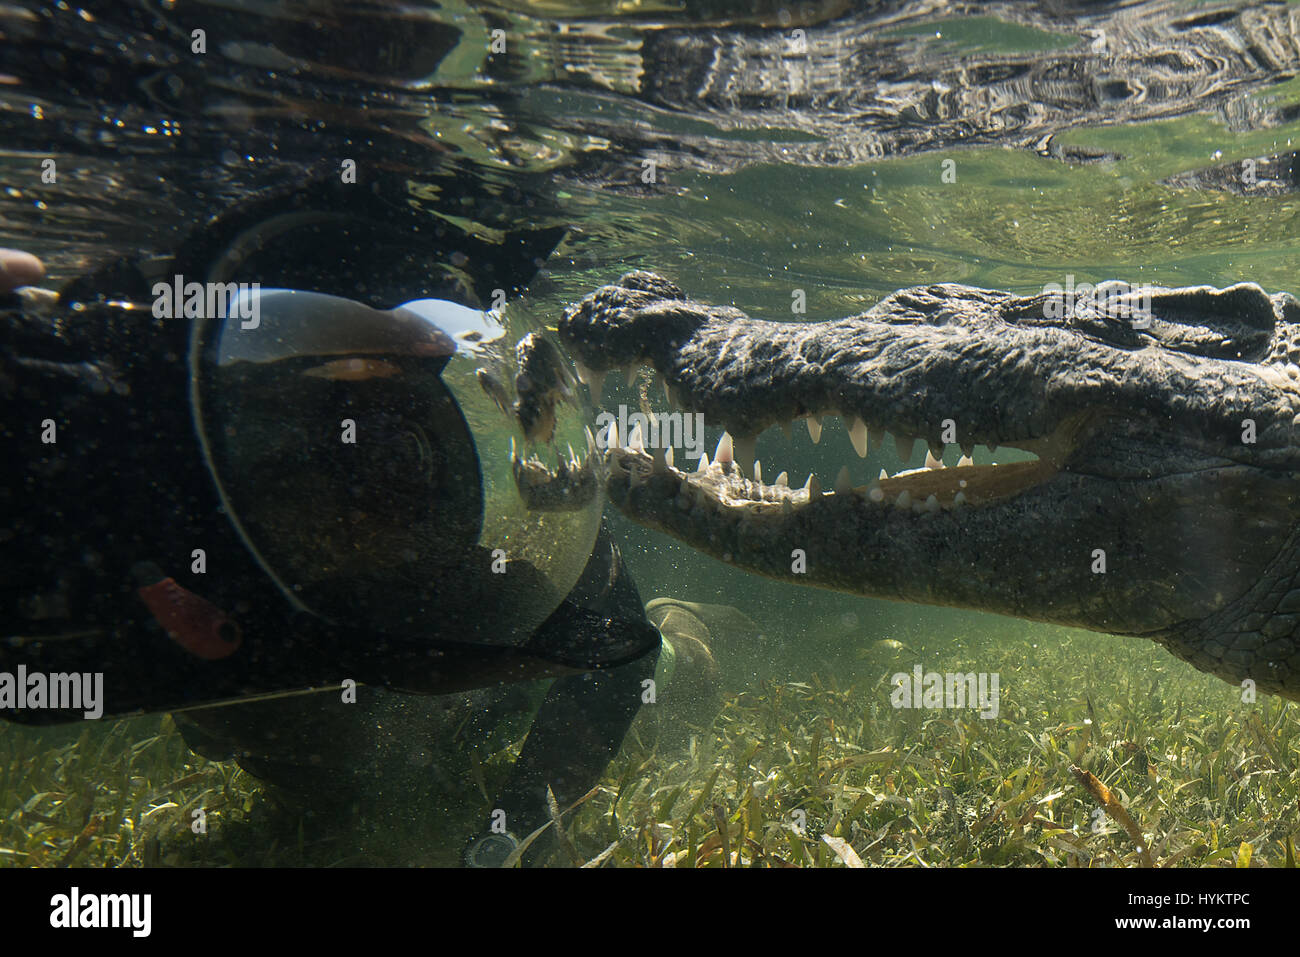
848, 417, 869, 458
606, 420, 619, 450
878, 468, 889, 480
715, 432, 734, 465
775, 471, 789, 487
753, 460, 763, 484
629, 422, 645, 452
894, 490, 912, 509
868, 486, 884, 502
804, 473, 822, 498
665, 446, 675, 468
953, 491, 967, 507
806, 415, 823, 444
835, 466, 852, 494
697, 451, 710, 473
733, 435, 757, 477
958, 454, 974, 467
925, 494, 940, 512
575, 362, 606, 397
925, 449, 944, 469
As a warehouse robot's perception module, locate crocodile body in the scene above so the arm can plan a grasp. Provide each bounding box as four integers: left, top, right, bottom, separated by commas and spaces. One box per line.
559, 271, 1300, 700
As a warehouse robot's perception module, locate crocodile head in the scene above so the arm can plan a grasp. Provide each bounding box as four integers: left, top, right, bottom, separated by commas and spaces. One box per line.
558, 272, 1300, 700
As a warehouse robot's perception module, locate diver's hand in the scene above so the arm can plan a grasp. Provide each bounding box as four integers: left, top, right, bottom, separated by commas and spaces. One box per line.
0, 248, 44, 294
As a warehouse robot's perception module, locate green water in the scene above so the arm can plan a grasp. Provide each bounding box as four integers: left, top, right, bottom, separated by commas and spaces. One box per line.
3, 1, 1300, 868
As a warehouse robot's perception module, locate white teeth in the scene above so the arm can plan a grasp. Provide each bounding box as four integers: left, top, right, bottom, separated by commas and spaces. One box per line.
925, 494, 939, 512
665, 446, 675, 468
629, 423, 645, 451
803, 473, 822, 498
848, 417, 869, 458
780, 421, 793, 440
626, 366, 639, 388
607, 421, 619, 450
878, 468, 889, 480
575, 362, 606, 397
715, 432, 734, 465
753, 460, 763, 484
775, 471, 789, 487
806, 415, 823, 444
733, 435, 756, 477
953, 491, 967, 507
510, 436, 517, 460
895, 435, 914, 463
652, 444, 666, 473
868, 486, 884, 502
835, 466, 852, 494
925, 449, 944, 469
697, 451, 710, 472
894, 490, 912, 509
958, 454, 974, 467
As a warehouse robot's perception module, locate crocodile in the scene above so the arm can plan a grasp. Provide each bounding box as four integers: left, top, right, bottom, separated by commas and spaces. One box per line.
557, 271, 1300, 700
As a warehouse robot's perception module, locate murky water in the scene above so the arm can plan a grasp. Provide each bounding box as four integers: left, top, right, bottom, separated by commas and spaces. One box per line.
2, 0, 1299, 868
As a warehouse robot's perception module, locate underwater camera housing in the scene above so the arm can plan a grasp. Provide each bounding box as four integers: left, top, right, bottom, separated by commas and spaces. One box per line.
191, 287, 605, 667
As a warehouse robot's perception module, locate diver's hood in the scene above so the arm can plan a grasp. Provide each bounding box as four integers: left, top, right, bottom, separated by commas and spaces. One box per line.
0, 174, 648, 722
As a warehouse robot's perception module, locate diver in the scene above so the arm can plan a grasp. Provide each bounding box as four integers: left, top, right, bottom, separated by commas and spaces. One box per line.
0, 173, 681, 866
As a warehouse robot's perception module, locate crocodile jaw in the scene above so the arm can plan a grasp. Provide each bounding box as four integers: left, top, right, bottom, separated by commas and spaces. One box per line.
561, 272, 1300, 699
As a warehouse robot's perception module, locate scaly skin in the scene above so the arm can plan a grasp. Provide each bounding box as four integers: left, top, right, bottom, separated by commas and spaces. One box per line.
558, 272, 1300, 699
